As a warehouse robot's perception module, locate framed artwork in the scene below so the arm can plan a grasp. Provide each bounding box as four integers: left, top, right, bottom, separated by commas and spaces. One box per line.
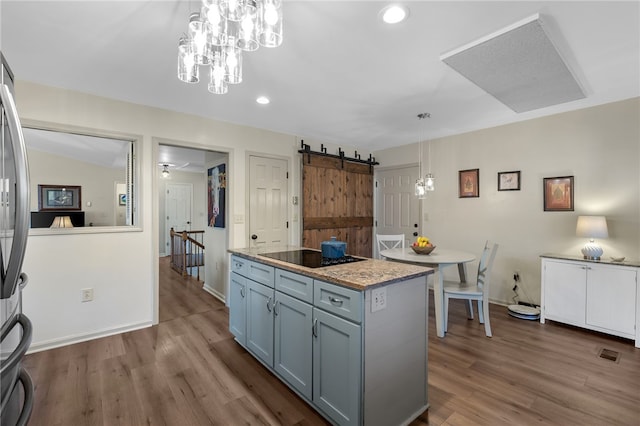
118, 193, 127, 206
498, 171, 521, 191
543, 176, 574, 211
459, 169, 479, 198
208, 163, 227, 228
38, 184, 81, 211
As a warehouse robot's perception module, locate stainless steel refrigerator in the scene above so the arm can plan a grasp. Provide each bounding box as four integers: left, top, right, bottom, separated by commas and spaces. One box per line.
0, 51, 34, 426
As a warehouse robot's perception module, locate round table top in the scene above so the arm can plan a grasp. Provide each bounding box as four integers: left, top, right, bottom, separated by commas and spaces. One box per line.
380, 247, 476, 265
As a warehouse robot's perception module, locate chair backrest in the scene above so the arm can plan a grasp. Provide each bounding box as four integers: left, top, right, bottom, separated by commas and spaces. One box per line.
477, 241, 499, 296
376, 234, 405, 259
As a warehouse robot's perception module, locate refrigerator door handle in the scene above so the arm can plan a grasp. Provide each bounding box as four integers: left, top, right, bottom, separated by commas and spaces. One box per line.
0, 314, 33, 377
15, 367, 34, 426
0, 84, 30, 299
17, 272, 27, 291
0, 367, 34, 426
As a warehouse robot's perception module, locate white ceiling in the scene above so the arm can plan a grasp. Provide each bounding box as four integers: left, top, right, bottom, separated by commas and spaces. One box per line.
1, 1, 639, 155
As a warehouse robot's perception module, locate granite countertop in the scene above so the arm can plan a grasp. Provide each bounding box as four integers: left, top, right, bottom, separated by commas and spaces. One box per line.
229, 245, 434, 290
540, 253, 640, 268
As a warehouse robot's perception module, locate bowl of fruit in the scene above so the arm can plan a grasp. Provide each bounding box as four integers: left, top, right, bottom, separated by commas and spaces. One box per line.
411, 236, 435, 255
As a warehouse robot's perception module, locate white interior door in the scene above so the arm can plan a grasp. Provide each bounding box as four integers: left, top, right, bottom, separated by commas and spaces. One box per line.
249, 155, 288, 247
165, 183, 193, 254
374, 166, 420, 257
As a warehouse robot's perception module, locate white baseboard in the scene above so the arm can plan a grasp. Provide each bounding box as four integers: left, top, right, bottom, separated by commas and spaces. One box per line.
27, 320, 153, 354
203, 284, 226, 304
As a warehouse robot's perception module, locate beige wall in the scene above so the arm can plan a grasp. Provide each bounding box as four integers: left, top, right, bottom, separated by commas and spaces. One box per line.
374, 97, 640, 305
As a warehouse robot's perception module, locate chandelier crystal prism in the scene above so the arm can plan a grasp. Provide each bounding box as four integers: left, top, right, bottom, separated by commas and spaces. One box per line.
177, 0, 283, 94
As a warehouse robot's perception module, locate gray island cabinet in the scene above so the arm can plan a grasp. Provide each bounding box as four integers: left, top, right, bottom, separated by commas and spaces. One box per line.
229, 247, 434, 426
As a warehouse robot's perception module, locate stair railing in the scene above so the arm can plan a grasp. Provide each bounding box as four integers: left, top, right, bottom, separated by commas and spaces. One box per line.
170, 227, 205, 281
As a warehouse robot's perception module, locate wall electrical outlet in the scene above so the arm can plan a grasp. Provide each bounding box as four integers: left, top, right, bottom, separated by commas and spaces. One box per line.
371, 287, 387, 312
81, 288, 94, 302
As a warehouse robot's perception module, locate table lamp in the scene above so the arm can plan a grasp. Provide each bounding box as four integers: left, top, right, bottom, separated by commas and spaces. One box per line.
576, 215, 608, 260
50, 216, 74, 228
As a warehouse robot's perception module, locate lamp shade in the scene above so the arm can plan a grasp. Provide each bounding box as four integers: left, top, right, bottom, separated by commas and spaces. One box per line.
576, 216, 608, 239
50, 216, 74, 228
576, 215, 608, 260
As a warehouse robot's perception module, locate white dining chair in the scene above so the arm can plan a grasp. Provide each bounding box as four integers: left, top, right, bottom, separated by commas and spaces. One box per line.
443, 241, 499, 337
375, 234, 405, 259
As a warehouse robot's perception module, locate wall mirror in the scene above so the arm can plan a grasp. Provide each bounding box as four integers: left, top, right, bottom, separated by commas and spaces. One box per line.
22, 125, 138, 230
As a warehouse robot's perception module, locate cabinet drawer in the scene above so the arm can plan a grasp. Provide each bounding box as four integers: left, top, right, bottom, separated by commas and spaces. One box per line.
231, 255, 248, 276
231, 256, 275, 288
276, 269, 313, 303
314, 280, 362, 324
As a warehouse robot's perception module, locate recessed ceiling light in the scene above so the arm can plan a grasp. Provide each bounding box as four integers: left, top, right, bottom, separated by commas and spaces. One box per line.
256, 96, 270, 105
380, 4, 409, 24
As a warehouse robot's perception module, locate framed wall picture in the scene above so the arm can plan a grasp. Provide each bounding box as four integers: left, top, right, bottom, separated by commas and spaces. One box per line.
543, 176, 574, 211
38, 184, 81, 211
118, 193, 127, 206
459, 169, 479, 198
498, 171, 521, 191
207, 163, 227, 228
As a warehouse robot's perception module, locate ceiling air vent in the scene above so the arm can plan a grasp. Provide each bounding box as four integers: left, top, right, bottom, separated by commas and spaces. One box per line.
440, 13, 585, 113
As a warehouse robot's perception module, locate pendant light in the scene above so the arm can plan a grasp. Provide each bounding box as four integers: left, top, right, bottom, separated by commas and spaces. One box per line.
414, 113, 432, 198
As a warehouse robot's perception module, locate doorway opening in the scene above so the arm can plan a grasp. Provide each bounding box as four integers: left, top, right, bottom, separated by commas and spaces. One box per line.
157, 143, 229, 322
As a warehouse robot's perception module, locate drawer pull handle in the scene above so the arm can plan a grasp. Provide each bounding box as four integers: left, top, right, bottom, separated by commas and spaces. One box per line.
274, 300, 280, 316
240, 287, 245, 298
267, 297, 273, 312
312, 318, 318, 338
329, 297, 343, 306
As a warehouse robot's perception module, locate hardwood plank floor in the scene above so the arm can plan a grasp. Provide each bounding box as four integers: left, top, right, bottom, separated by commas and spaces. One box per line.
23, 257, 640, 425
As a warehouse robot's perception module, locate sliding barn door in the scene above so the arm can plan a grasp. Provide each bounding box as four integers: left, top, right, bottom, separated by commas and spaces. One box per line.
302, 155, 373, 258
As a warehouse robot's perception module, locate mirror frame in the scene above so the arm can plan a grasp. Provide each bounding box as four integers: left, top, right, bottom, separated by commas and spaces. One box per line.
22, 119, 143, 235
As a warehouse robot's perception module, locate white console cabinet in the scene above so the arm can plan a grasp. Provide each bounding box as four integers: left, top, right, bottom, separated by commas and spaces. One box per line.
540, 255, 640, 348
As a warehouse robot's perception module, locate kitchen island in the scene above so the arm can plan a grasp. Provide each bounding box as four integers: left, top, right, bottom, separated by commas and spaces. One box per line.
228, 246, 433, 426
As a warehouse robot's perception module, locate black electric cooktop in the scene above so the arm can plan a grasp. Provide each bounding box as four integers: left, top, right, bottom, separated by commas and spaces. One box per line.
259, 249, 365, 268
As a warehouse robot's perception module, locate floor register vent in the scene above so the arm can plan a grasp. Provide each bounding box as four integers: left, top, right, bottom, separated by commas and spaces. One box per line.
598, 348, 620, 363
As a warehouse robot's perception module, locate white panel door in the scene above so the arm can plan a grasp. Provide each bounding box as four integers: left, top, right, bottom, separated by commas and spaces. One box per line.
374, 166, 420, 257
249, 156, 288, 247
165, 183, 193, 252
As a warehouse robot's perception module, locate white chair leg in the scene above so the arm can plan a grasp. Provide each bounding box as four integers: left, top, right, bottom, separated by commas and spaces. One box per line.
478, 300, 485, 324
482, 299, 492, 337
465, 300, 474, 319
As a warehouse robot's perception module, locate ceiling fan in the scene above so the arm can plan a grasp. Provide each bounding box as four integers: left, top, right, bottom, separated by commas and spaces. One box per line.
158, 162, 190, 178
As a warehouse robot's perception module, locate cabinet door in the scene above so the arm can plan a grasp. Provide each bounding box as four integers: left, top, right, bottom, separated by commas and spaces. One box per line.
313, 308, 361, 426
247, 280, 274, 366
544, 261, 587, 326
586, 265, 637, 336
229, 272, 247, 346
274, 292, 313, 400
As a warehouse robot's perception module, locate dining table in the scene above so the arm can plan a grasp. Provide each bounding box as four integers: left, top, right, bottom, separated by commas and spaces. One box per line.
379, 247, 476, 338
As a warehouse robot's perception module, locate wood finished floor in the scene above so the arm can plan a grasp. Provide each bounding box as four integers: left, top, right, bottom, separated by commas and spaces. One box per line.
23, 257, 640, 425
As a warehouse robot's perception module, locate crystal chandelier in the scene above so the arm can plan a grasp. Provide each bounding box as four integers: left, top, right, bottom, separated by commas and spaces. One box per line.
177, 0, 283, 94
415, 112, 435, 198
